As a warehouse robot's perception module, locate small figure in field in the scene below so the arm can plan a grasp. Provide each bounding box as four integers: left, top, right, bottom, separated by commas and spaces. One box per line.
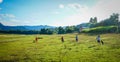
33, 36, 39, 43
33, 36, 43, 43
96, 35, 101, 44
96, 35, 104, 45
35, 36, 38, 43
61, 36, 64, 43
76, 35, 78, 42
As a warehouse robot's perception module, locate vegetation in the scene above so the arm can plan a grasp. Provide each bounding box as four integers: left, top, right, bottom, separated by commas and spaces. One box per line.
82, 26, 119, 34
0, 34, 120, 62
89, 17, 97, 24
90, 13, 119, 28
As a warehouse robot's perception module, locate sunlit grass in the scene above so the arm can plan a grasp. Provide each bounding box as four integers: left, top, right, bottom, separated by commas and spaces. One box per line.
0, 33, 120, 62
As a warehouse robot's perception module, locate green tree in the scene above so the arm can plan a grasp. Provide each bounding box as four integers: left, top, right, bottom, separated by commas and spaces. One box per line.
65, 26, 74, 33
89, 17, 93, 23
40, 28, 47, 34
92, 13, 119, 28
58, 26, 65, 34
93, 17, 97, 23
46, 28, 54, 34
89, 17, 97, 24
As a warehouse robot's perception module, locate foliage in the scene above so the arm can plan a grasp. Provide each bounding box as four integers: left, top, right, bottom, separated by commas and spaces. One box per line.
82, 26, 118, 33
91, 13, 119, 27
89, 17, 97, 24
57, 26, 66, 34
40, 28, 54, 34
65, 26, 78, 33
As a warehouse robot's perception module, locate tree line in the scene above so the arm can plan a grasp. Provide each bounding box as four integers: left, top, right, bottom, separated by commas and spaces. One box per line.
83, 13, 120, 33
89, 13, 119, 28
0, 26, 79, 34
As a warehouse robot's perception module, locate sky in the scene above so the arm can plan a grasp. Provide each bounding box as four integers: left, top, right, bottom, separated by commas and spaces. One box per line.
0, 0, 120, 26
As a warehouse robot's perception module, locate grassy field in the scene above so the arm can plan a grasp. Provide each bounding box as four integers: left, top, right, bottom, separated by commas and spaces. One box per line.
0, 33, 120, 62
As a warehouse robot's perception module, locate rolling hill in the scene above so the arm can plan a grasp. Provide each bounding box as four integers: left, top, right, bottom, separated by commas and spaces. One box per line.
0, 23, 55, 31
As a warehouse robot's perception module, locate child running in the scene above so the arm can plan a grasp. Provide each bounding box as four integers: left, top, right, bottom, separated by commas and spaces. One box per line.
76, 35, 78, 42
61, 36, 64, 43
96, 35, 101, 44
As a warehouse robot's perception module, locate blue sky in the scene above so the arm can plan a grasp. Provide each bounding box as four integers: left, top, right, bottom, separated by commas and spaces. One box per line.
0, 0, 120, 26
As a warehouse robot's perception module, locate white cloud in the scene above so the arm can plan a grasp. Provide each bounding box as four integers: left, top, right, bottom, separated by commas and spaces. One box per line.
5, 14, 16, 18
0, 14, 15, 18
67, 3, 89, 13
0, 14, 18, 26
89, 0, 120, 21
0, 18, 32, 26
0, 18, 19, 26
0, 13, 44, 26
68, 3, 82, 9
53, 0, 120, 26
59, 4, 64, 9
0, 0, 3, 3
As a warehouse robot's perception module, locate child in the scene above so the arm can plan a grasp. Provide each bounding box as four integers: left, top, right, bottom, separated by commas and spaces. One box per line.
35, 36, 38, 43
33, 36, 38, 43
61, 36, 64, 43
76, 35, 78, 42
96, 35, 101, 44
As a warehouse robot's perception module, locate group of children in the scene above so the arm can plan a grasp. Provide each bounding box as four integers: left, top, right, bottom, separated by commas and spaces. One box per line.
34, 35, 104, 45
61, 35, 104, 45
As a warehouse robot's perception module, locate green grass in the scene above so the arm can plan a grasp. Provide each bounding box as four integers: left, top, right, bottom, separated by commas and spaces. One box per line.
0, 33, 120, 62
82, 26, 118, 33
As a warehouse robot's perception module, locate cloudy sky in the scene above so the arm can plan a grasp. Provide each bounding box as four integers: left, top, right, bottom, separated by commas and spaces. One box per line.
0, 0, 120, 26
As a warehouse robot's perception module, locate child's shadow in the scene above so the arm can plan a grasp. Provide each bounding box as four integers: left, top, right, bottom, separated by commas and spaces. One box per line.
88, 45, 96, 48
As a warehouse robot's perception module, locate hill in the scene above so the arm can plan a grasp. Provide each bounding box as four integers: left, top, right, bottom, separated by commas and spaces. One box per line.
82, 26, 118, 33
0, 23, 55, 31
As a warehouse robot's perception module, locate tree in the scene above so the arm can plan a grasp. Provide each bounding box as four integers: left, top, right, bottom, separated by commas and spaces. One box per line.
89, 17, 98, 28
89, 17, 93, 23
58, 26, 65, 34
89, 17, 97, 24
91, 13, 119, 28
46, 28, 54, 34
65, 26, 74, 33
109, 13, 119, 26
40, 28, 46, 34
93, 17, 97, 23
40, 28, 54, 34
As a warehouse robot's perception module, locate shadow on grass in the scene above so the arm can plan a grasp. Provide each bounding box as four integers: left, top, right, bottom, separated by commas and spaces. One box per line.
0, 58, 19, 62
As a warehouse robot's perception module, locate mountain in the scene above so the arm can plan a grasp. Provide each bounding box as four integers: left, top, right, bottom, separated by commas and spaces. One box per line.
0, 23, 4, 27
0, 23, 4, 30
0, 23, 55, 31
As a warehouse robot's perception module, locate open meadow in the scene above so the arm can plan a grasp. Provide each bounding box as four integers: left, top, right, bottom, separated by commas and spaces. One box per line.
0, 33, 120, 62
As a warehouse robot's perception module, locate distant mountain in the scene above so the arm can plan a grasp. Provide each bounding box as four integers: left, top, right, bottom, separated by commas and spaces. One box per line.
0, 22, 91, 31
0, 23, 4, 27
0, 23, 4, 30
0, 23, 55, 31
